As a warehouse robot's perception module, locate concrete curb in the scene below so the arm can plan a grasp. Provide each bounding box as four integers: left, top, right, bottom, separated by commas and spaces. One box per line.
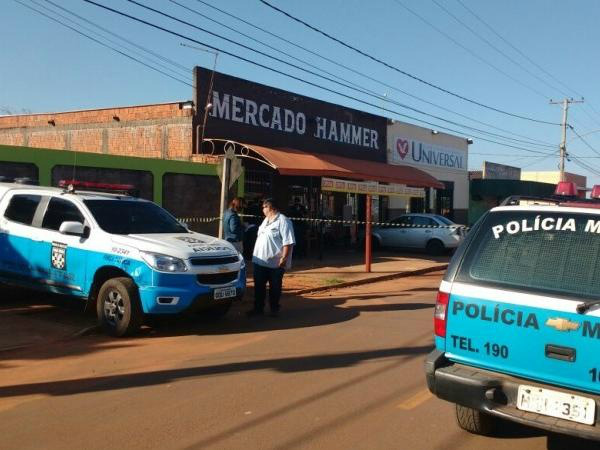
290, 264, 448, 295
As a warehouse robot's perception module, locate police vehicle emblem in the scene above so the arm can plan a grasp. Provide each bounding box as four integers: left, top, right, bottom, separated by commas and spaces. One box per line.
175, 237, 206, 244
546, 317, 580, 332
51, 242, 67, 270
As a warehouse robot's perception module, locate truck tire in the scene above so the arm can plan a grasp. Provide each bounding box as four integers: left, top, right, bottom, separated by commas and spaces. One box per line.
455, 404, 496, 435
96, 277, 142, 337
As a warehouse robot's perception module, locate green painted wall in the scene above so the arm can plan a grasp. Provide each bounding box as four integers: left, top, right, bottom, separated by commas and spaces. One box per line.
0, 145, 244, 205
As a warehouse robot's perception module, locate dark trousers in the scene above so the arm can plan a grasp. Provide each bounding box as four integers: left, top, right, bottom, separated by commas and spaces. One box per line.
253, 263, 285, 312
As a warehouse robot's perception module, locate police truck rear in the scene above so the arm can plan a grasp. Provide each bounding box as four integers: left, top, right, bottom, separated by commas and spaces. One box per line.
426, 183, 600, 441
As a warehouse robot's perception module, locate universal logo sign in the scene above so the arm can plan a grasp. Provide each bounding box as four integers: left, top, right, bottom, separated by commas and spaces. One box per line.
393, 137, 466, 171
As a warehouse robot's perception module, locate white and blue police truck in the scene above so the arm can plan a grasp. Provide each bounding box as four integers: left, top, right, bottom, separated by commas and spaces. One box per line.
0, 180, 246, 336
426, 182, 600, 442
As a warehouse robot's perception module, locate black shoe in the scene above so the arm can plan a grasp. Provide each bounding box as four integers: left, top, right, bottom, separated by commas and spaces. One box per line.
246, 309, 264, 317
269, 310, 280, 318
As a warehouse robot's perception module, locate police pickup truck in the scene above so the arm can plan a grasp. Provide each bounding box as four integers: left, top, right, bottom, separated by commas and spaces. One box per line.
0, 180, 245, 336
426, 182, 600, 442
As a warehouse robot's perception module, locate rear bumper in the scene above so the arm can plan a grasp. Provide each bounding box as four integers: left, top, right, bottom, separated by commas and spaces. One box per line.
425, 350, 600, 441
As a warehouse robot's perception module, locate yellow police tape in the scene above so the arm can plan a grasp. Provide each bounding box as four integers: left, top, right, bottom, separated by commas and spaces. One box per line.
177, 214, 469, 230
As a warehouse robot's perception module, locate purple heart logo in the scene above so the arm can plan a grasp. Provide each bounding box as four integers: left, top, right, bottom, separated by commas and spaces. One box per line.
396, 139, 409, 159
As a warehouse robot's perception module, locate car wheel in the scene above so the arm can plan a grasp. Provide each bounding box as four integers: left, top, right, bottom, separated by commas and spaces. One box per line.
96, 277, 142, 337
426, 239, 445, 256
455, 404, 496, 435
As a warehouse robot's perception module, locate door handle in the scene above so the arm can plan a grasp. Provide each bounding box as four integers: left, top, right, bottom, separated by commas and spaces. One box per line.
545, 344, 576, 362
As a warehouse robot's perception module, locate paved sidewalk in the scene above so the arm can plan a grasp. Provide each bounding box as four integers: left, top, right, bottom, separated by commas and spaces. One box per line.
248, 249, 449, 293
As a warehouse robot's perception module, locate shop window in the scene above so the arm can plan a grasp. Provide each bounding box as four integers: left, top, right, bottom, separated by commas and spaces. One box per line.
0, 162, 39, 182
51, 165, 153, 200
162, 173, 222, 235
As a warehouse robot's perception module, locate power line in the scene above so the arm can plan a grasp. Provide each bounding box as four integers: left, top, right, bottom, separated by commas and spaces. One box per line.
14, 0, 193, 87
453, 0, 600, 129
259, 0, 559, 125
570, 156, 600, 177
80, 0, 553, 155
397, 0, 549, 100
183, 0, 556, 147
43, 0, 190, 75
431, 0, 562, 99
568, 125, 600, 158
35, 0, 191, 82
115, 0, 554, 148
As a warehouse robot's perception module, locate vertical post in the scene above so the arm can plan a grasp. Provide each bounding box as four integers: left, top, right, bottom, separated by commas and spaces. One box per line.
218, 157, 231, 239
559, 98, 569, 182
550, 97, 583, 182
365, 194, 372, 273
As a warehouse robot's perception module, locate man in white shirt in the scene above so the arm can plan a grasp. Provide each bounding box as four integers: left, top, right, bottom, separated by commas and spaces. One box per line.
248, 198, 295, 317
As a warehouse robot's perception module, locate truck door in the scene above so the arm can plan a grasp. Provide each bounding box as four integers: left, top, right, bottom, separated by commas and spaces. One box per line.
0, 193, 43, 282
31, 197, 89, 295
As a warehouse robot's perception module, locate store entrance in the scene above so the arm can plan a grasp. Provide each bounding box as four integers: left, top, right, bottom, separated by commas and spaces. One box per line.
435, 181, 455, 220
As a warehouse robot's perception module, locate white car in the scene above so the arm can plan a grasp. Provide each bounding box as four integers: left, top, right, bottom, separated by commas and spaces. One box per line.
0, 181, 245, 336
371, 213, 466, 255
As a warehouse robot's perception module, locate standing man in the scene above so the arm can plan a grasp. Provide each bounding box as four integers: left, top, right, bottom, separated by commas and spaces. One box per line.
248, 198, 295, 317
223, 197, 244, 254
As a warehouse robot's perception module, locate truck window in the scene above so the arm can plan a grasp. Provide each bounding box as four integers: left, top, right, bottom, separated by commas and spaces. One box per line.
42, 197, 84, 231
84, 199, 187, 234
4, 194, 42, 225
456, 210, 600, 301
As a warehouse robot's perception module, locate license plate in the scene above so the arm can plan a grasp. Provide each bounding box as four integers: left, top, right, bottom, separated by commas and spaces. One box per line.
517, 385, 596, 425
214, 286, 236, 300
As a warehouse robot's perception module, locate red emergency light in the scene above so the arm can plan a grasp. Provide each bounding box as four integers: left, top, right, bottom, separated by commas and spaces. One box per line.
555, 181, 577, 196
58, 179, 137, 195
591, 185, 600, 200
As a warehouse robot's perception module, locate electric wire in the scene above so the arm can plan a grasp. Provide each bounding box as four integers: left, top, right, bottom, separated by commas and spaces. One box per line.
453, 0, 600, 129
119, 0, 555, 149
431, 0, 562, 99
80, 0, 554, 155
14, 0, 193, 87
259, 0, 559, 126
519, 154, 556, 169
570, 156, 600, 177
43, 0, 191, 75
189, 0, 555, 146
396, 0, 550, 100
35, 0, 191, 82
568, 125, 600, 158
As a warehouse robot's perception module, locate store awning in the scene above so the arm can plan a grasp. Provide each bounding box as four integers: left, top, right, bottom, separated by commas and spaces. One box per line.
245, 144, 444, 189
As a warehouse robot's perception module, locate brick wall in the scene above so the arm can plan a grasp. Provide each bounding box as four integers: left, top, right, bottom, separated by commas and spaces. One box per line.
0, 102, 194, 159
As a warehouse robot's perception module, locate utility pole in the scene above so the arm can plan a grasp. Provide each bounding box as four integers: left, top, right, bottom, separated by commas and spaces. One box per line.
550, 98, 584, 181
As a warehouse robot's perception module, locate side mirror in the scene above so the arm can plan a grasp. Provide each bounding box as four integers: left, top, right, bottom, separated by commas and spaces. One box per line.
59, 221, 86, 237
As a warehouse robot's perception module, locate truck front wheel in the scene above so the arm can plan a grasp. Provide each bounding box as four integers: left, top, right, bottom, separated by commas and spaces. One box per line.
96, 277, 142, 337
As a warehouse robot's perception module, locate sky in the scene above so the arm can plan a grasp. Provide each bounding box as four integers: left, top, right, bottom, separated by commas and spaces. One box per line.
3, 0, 600, 186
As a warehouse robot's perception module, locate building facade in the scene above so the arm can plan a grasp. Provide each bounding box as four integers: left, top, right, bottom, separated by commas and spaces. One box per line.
387, 121, 470, 224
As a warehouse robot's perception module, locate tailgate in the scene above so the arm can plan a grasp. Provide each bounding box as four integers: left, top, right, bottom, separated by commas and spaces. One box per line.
444, 284, 600, 394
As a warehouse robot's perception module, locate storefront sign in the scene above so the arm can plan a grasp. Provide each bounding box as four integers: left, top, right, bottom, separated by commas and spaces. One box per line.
483, 161, 521, 180
321, 177, 425, 198
391, 137, 467, 171
194, 67, 387, 162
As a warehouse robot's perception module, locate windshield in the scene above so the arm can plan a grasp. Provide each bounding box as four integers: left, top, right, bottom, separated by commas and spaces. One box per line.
457, 210, 600, 300
435, 216, 454, 225
85, 199, 187, 234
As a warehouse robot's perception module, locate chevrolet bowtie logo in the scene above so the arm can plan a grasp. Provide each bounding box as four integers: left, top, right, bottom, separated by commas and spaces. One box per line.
546, 317, 580, 332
